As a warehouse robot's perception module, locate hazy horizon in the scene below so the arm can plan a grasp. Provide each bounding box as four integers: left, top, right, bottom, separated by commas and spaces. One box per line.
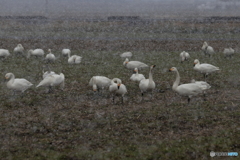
0, 0, 240, 18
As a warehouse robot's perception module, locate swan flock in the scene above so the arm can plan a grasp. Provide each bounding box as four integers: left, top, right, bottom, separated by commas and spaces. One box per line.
3, 42, 224, 104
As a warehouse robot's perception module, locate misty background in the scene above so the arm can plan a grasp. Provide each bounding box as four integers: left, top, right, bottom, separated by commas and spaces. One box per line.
0, 0, 240, 19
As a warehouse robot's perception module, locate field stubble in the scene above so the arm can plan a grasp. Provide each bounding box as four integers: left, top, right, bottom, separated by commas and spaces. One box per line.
0, 18, 239, 159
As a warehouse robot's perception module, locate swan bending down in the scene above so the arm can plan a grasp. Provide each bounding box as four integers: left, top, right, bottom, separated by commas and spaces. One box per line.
42, 71, 56, 79
36, 73, 65, 93
67, 52, 82, 64
223, 47, 234, 58
139, 65, 156, 99
169, 67, 205, 103
27, 49, 45, 58
62, 49, 71, 57
193, 59, 220, 79
0, 49, 10, 58
5, 73, 33, 94
202, 41, 214, 57
89, 76, 111, 93
13, 44, 24, 55
120, 52, 132, 58
130, 68, 145, 82
123, 58, 148, 70
109, 78, 127, 103
45, 49, 56, 63
180, 51, 190, 62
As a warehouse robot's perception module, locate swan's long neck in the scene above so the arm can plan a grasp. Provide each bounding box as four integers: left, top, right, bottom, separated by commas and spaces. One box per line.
135, 69, 139, 75
67, 52, 71, 58
173, 70, 180, 91
149, 68, 153, 84
8, 74, 15, 84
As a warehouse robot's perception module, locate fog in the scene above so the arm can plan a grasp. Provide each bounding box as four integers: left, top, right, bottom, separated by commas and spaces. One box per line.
0, 0, 240, 18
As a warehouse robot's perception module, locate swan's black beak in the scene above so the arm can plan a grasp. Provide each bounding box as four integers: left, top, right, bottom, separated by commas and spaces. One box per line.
193, 63, 196, 66
153, 65, 156, 68
133, 69, 136, 73
117, 84, 121, 89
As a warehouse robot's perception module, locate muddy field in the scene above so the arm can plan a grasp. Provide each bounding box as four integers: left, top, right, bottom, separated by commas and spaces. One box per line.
0, 18, 240, 159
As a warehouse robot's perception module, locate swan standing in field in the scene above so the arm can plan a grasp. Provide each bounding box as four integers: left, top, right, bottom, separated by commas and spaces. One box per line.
120, 52, 132, 58
130, 68, 145, 82
223, 47, 234, 58
180, 51, 190, 62
13, 44, 24, 55
202, 41, 214, 57
45, 49, 56, 63
193, 59, 220, 79
109, 78, 127, 103
5, 73, 33, 94
169, 67, 204, 103
89, 76, 111, 93
27, 49, 45, 58
67, 52, 82, 64
123, 58, 148, 70
36, 73, 65, 93
139, 65, 156, 99
0, 49, 10, 58
62, 49, 71, 57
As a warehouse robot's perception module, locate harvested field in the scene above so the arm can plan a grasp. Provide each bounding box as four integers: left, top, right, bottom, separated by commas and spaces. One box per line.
0, 17, 239, 159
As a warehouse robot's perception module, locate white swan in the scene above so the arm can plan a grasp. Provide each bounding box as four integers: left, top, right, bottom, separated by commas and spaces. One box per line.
130, 68, 145, 82
120, 52, 132, 58
27, 49, 45, 58
223, 47, 234, 58
123, 58, 148, 70
109, 78, 127, 103
89, 76, 111, 92
202, 41, 214, 57
5, 73, 33, 94
0, 49, 10, 58
169, 67, 204, 103
62, 49, 71, 57
139, 65, 156, 98
36, 73, 65, 93
193, 59, 220, 79
67, 52, 82, 64
45, 49, 56, 63
180, 51, 190, 62
13, 44, 24, 55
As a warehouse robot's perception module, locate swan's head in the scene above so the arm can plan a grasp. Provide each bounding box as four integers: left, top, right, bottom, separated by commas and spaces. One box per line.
194, 59, 200, 66
17, 44, 22, 47
93, 84, 97, 92
169, 67, 177, 72
133, 68, 138, 73
202, 42, 208, 49
151, 65, 156, 69
5, 73, 13, 79
117, 83, 121, 89
123, 58, 129, 65
48, 49, 51, 53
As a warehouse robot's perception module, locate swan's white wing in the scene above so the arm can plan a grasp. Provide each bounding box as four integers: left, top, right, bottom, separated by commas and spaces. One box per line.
176, 83, 203, 96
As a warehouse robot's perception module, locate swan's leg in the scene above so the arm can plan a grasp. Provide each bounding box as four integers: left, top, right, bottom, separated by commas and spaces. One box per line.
121, 95, 124, 104
188, 97, 191, 104
112, 94, 115, 104
48, 86, 53, 93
